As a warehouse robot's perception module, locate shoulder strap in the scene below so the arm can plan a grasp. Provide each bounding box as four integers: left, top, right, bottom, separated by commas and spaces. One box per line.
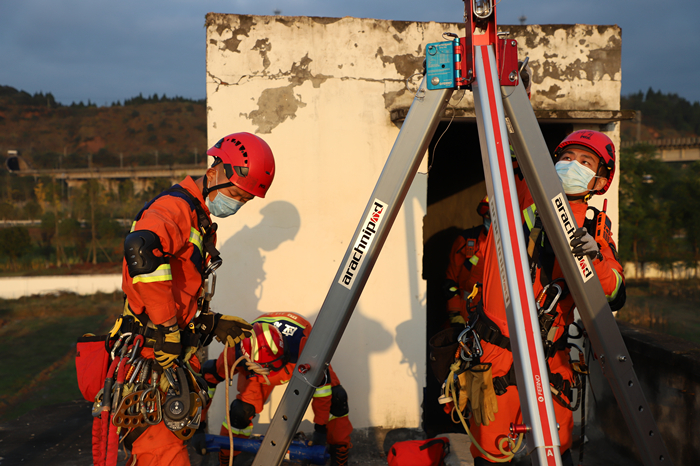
136, 184, 222, 267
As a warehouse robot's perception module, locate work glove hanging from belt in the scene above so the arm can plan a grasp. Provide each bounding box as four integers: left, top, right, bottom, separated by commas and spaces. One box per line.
570, 227, 602, 261
458, 363, 498, 426
153, 324, 182, 370
196, 312, 253, 347
471, 364, 498, 426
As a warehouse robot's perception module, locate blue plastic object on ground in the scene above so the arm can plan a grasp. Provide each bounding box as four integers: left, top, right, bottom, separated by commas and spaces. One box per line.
204, 433, 329, 465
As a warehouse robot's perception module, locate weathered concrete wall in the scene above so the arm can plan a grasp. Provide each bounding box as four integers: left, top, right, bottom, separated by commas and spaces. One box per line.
204, 14, 622, 432
588, 322, 700, 465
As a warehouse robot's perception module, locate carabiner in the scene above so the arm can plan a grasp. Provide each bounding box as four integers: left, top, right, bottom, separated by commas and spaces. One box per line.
111, 332, 133, 360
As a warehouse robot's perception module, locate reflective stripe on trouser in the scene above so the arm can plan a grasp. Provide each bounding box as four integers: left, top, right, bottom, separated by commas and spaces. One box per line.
218, 423, 252, 466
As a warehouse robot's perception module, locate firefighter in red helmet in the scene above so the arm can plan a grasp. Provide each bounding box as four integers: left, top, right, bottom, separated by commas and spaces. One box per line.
463, 130, 625, 466
443, 196, 490, 326
201, 312, 353, 466
87, 133, 276, 466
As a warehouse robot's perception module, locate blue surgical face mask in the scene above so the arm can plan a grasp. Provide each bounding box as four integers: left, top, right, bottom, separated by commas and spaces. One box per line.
206, 192, 244, 218
555, 160, 597, 195
483, 217, 491, 232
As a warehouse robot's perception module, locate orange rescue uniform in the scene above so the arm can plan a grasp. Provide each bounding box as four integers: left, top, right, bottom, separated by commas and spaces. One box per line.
121, 176, 215, 466
122, 176, 213, 327
470, 162, 625, 462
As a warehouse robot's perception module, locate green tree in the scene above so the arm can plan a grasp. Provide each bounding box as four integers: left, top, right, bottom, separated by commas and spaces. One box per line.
619, 144, 673, 277
0, 226, 32, 270
670, 162, 700, 275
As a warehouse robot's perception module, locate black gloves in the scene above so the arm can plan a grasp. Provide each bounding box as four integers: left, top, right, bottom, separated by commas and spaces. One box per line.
570, 227, 602, 261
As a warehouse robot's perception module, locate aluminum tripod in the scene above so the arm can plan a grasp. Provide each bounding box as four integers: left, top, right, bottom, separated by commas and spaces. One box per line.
252, 3, 672, 465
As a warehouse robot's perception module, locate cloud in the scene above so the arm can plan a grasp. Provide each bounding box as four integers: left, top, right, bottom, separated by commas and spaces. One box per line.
0, 0, 698, 104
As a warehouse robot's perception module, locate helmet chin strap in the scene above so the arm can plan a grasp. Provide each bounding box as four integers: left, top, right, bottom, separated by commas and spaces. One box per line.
566, 192, 592, 202
202, 169, 234, 199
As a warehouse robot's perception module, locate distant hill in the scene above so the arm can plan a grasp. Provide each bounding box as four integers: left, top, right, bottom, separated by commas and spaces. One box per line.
0, 85, 207, 170
620, 88, 700, 142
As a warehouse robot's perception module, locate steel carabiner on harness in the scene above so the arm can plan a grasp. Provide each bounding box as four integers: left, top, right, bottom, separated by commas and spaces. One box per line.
536, 282, 563, 316
457, 315, 483, 362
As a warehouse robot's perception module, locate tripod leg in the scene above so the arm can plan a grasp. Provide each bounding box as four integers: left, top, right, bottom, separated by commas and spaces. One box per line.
501, 63, 673, 466
251, 79, 453, 466
472, 43, 563, 466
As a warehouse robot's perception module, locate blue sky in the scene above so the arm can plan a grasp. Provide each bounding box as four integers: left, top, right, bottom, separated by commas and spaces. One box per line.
1, 0, 698, 106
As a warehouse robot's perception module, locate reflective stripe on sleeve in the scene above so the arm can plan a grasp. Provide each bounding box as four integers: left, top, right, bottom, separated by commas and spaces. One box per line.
606, 269, 623, 302
313, 384, 332, 398
131, 263, 172, 284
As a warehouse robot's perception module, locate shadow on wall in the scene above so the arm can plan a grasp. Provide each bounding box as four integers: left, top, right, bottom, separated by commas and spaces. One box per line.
395, 178, 430, 404
332, 306, 394, 428
206, 200, 302, 432
216, 200, 302, 315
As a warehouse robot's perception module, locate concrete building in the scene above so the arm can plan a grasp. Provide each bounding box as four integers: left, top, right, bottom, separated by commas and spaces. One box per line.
204, 14, 625, 435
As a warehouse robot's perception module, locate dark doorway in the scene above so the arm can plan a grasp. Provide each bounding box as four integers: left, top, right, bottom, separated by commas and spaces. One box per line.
422, 120, 572, 436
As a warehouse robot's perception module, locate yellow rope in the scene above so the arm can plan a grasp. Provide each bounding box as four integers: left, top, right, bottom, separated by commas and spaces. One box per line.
444, 362, 523, 463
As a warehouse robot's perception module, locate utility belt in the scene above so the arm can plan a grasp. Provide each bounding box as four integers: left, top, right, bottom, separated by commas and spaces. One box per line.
490, 362, 585, 413
459, 280, 577, 395
109, 302, 203, 351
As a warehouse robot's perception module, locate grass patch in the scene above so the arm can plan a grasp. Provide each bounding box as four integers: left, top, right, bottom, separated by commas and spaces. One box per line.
0, 291, 123, 421
617, 279, 700, 345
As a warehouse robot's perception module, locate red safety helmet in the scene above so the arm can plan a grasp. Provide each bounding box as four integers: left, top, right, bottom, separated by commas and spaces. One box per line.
240, 322, 288, 372
206, 132, 276, 198
476, 196, 489, 217
554, 130, 616, 195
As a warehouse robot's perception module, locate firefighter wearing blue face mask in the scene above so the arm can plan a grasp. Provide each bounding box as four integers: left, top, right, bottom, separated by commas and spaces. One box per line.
111, 132, 276, 466
470, 130, 624, 465
443, 196, 490, 326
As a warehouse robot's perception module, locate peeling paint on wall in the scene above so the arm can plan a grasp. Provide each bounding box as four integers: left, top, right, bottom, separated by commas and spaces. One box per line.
206, 15, 621, 130
252, 38, 272, 70
243, 85, 306, 134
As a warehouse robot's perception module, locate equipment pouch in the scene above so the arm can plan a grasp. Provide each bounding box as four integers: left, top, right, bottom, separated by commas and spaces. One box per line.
75, 334, 111, 402
387, 437, 450, 466
428, 327, 462, 383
